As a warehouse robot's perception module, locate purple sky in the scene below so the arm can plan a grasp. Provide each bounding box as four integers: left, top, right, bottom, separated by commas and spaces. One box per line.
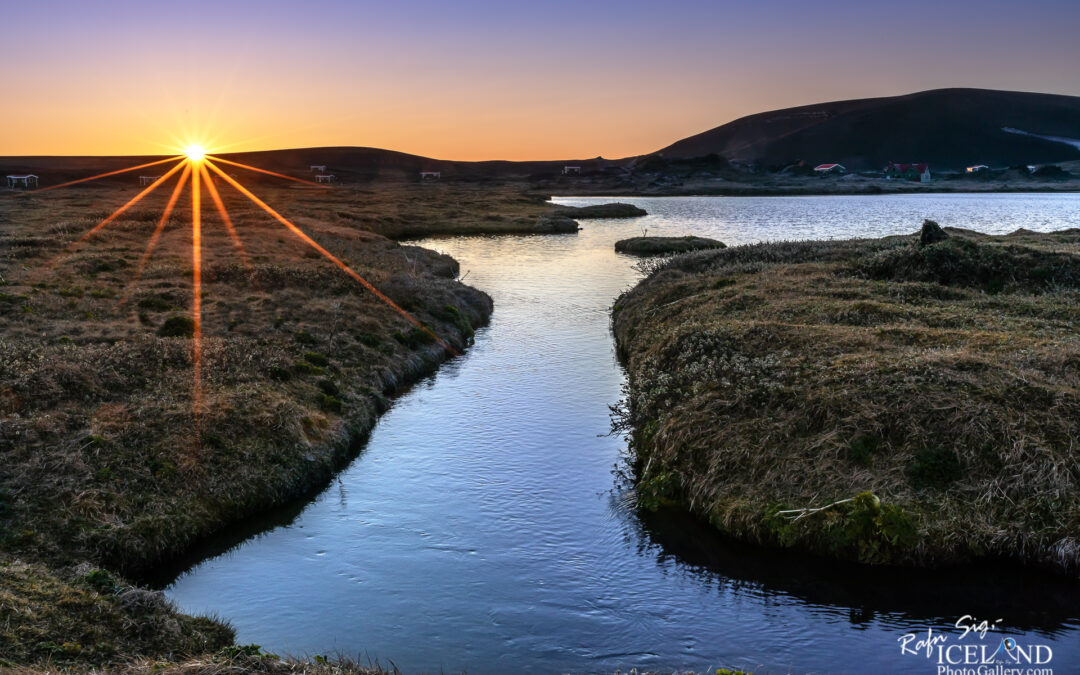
2, 0, 1078, 158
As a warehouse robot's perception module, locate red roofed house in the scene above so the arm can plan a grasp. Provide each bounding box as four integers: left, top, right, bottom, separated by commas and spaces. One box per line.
813, 163, 846, 174
885, 162, 931, 182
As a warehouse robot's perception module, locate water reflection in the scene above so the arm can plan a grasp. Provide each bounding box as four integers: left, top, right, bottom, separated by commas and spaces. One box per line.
632, 505, 1080, 636
161, 195, 1080, 674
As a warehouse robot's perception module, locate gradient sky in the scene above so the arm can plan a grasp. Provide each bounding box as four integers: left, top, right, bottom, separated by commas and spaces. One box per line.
2, 0, 1079, 160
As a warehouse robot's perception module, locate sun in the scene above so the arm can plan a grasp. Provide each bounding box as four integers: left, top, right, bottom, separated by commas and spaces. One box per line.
26, 142, 459, 447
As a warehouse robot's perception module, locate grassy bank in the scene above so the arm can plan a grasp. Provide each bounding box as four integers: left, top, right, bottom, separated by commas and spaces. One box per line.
612, 223, 1080, 573
0, 181, 494, 669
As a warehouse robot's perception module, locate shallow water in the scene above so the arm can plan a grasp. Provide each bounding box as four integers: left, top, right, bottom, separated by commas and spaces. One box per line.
163, 194, 1080, 674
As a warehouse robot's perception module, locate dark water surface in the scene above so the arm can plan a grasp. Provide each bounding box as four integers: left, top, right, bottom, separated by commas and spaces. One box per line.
163, 195, 1080, 674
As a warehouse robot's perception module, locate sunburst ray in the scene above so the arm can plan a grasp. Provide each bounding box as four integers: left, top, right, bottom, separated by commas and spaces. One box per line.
71, 159, 187, 247
119, 162, 193, 306
199, 163, 252, 270
204, 158, 458, 356
205, 155, 328, 188
191, 158, 204, 440
29, 156, 184, 194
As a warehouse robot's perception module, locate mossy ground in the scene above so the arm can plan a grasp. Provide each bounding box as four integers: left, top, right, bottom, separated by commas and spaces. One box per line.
0, 181, 499, 668
613, 226, 1080, 573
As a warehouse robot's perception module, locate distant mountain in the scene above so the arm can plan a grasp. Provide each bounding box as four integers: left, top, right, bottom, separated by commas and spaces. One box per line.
656, 88, 1080, 170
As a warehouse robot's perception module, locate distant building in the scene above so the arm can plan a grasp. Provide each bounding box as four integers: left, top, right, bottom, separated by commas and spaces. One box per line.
420, 171, 441, 181
310, 165, 327, 172
5, 174, 38, 189
314, 174, 336, 184
139, 175, 162, 186
813, 163, 846, 174
562, 166, 581, 176
885, 162, 931, 182
965, 165, 990, 174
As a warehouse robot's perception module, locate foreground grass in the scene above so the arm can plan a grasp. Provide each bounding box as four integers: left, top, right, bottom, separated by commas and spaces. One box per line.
613, 223, 1080, 573
0, 181, 496, 668
6, 651, 388, 674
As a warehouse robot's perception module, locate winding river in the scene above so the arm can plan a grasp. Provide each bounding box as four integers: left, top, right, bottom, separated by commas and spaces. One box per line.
161, 194, 1080, 674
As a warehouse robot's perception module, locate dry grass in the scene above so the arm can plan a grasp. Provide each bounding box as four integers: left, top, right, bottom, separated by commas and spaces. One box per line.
0, 180, 504, 668
0, 557, 233, 667
613, 226, 1080, 573
256, 181, 550, 238
5, 653, 390, 674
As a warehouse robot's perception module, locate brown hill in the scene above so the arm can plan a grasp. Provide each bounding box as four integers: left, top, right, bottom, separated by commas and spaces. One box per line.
657, 88, 1080, 170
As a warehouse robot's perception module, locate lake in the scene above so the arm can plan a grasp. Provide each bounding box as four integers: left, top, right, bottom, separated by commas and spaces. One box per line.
161, 194, 1080, 674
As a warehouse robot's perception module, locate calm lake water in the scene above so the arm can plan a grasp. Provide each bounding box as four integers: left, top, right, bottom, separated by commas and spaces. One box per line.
162, 194, 1080, 674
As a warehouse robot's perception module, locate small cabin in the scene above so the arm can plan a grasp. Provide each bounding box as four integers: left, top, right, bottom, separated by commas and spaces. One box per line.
813, 163, 846, 174
314, 174, 336, 184
420, 171, 441, 181
6, 174, 38, 189
562, 166, 581, 176
965, 165, 990, 174
139, 175, 162, 186
884, 162, 931, 183
310, 165, 327, 172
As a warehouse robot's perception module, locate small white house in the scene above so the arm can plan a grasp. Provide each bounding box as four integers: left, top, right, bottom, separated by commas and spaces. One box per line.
562, 166, 581, 176
6, 174, 38, 189
965, 165, 990, 174
314, 174, 336, 184
310, 165, 327, 172
420, 171, 441, 181
139, 175, 162, 186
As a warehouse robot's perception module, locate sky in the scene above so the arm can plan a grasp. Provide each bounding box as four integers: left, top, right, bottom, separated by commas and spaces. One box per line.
1, 0, 1079, 160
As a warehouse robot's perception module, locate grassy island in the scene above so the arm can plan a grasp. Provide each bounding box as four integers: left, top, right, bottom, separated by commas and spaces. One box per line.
613, 222, 1080, 573
615, 235, 726, 256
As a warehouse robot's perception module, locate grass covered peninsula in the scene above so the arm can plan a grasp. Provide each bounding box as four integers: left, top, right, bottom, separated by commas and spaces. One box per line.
0, 182, 503, 670
613, 222, 1080, 573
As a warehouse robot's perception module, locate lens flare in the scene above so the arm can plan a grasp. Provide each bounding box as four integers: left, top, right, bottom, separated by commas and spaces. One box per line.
204, 158, 460, 356
120, 162, 193, 306
24, 145, 461, 452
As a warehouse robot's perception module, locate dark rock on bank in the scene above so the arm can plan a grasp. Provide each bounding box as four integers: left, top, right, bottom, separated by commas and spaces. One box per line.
554, 202, 647, 218
919, 219, 949, 246
534, 214, 581, 233
615, 235, 726, 256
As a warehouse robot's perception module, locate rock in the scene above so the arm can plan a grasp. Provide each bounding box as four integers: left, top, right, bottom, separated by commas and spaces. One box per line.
534, 214, 580, 233
553, 202, 647, 218
614, 236, 726, 256
919, 219, 949, 247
